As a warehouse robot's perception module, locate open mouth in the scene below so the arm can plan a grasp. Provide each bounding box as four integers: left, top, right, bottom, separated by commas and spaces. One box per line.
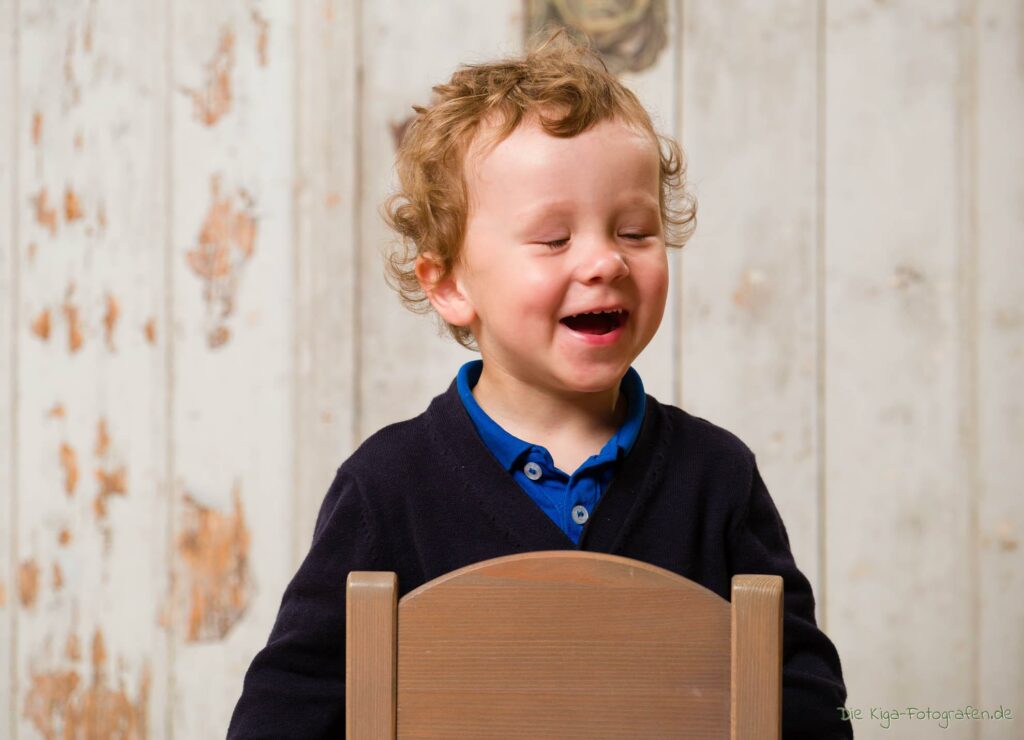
559, 310, 629, 335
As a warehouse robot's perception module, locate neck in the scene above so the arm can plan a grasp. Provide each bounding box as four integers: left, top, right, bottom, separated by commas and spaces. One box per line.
471, 362, 627, 444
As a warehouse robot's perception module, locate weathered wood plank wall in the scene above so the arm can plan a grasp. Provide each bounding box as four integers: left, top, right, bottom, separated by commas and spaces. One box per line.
680, 0, 823, 610
976, 0, 1023, 727
831, 0, 983, 719
9, 1, 172, 737
1, 0, 15, 733
168, 3, 296, 738
826, 0, 972, 720
1, 1, 1021, 738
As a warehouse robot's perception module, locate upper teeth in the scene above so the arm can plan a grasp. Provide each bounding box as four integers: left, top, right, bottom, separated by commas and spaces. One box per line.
571, 309, 623, 318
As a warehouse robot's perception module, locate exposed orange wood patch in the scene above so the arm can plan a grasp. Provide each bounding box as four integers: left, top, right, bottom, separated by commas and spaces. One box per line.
252, 9, 269, 66
73, 132, 84, 152
324, 191, 341, 208
732, 268, 770, 312
185, 175, 258, 348
48, 402, 65, 418
32, 111, 43, 146
23, 628, 151, 739
18, 559, 40, 607
91, 629, 106, 669
102, 293, 119, 351
208, 325, 229, 348
66, 631, 81, 662
31, 308, 51, 340
95, 417, 109, 456
994, 520, 1018, 552
58, 528, 72, 546
92, 417, 127, 527
53, 562, 64, 592
0, 581, 7, 607
83, 5, 95, 54
157, 596, 170, 631
175, 482, 252, 641
60, 441, 79, 495
22, 670, 80, 738
34, 188, 58, 236
28, 241, 38, 263
143, 317, 157, 345
62, 284, 84, 352
186, 28, 235, 126
93, 466, 127, 520
97, 201, 107, 231
64, 186, 84, 222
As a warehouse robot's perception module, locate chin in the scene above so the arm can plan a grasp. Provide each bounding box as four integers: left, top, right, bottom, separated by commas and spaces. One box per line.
561, 364, 630, 390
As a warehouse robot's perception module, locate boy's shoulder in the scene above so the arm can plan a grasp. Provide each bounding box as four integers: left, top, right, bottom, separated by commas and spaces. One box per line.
655, 397, 753, 454
330, 380, 470, 495
656, 398, 757, 470
337, 408, 435, 481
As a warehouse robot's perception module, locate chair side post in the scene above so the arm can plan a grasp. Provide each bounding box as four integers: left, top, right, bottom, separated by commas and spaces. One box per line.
346, 571, 397, 740
730, 574, 783, 740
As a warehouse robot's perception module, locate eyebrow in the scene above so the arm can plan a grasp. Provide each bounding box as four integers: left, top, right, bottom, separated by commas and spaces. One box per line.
517, 194, 660, 221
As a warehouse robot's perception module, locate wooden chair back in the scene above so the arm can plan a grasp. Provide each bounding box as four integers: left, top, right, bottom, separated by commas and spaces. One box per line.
347, 550, 782, 739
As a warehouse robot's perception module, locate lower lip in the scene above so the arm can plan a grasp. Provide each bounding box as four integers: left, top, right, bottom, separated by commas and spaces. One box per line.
560, 319, 627, 346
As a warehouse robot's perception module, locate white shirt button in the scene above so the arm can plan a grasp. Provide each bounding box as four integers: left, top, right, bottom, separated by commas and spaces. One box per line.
571, 504, 589, 525
523, 462, 542, 480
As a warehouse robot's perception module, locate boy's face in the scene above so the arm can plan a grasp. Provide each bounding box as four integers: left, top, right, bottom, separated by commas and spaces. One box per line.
424, 113, 669, 396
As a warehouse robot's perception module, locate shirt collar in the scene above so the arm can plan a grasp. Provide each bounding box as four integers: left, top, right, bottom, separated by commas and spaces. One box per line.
455, 359, 646, 472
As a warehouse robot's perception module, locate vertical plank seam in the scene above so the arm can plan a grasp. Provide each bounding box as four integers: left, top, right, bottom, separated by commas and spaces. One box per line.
675, 0, 685, 407
353, 0, 364, 446
815, 0, 828, 635
9, 0, 20, 737
291, 0, 304, 583
958, 0, 981, 731
162, 0, 175, 735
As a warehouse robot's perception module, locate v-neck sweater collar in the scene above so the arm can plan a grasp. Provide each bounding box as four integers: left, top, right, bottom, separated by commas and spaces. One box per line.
424, 372, 672, 553
454, 359, 647, 472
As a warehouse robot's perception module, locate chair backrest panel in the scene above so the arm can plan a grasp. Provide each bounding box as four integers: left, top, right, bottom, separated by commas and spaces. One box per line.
395, 551, 732, 739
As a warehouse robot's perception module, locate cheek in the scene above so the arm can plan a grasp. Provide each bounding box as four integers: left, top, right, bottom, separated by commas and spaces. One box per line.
516, 265, 565, 309
638, 256, 670, 309
478, 269, 557, 328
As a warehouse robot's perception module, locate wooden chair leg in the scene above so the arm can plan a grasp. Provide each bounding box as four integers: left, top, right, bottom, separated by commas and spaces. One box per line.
347, 571, 397, 740
730, 574, 783, 740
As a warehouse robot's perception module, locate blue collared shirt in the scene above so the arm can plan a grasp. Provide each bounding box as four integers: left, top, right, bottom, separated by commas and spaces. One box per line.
456, 359, 646, 546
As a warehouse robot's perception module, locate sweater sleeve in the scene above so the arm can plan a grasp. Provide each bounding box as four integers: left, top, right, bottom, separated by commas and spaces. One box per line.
727, 456, 854, 740
227, 467, 380, 739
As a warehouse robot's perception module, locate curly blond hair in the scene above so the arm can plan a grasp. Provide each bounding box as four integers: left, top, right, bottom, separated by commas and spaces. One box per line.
379, 26, 697, 352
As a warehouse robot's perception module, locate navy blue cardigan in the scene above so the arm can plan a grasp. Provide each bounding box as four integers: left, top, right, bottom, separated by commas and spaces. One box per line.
228, 376, 852, 739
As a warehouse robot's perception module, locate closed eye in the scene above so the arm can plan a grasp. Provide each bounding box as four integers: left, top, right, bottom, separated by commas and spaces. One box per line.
542, 234, 649, 249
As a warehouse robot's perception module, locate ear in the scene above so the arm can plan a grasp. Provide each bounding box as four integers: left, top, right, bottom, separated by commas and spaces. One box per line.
415, 251, 477, 328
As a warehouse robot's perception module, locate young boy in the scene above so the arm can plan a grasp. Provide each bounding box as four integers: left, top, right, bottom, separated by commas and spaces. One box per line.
228, 28, 852, 739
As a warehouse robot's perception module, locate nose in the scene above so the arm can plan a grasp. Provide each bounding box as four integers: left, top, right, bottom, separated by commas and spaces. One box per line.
574, 236, 630, 283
